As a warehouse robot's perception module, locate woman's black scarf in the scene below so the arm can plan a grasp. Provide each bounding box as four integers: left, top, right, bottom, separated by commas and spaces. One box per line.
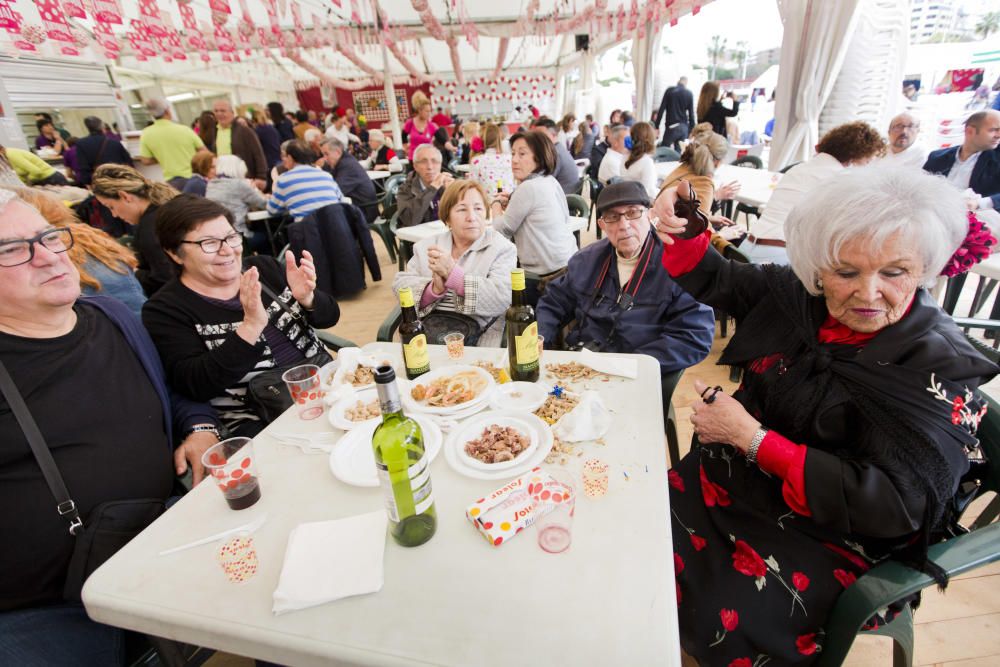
718, 266, 993, 586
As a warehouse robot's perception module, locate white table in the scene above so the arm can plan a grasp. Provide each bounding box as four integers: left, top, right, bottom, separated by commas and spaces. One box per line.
367, 170, 392, 181
83, 345, 679, 667
655, 161, 781, 209
394, 216, 588, 245
454, 163, 471, 173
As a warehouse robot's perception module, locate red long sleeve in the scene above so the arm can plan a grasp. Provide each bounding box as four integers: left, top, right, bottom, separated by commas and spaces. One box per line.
660, 229, 712, 277
756, 431, 811, 516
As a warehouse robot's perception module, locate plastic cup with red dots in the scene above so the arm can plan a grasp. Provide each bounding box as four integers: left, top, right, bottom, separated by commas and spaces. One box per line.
202, 437, 262, 510
282, 363, 324, 420
532, 468, 575, 554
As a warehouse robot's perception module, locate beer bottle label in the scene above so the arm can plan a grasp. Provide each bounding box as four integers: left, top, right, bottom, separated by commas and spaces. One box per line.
514, 322, 539, 370
402, 333, 430, 375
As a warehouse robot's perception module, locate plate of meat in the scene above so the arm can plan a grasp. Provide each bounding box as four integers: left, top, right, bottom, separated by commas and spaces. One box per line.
444, 410, 553, 480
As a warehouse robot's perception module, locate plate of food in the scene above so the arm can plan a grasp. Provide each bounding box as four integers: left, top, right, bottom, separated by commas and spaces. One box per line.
489, 382, 548, 412
328, 388, 381, 430
456, 415, 540, 472
328, 414, 442, 488
402, 365, 495, 415
444, 410, 553, 480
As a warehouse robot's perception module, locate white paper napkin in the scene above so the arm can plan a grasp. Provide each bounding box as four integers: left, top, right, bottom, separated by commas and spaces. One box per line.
579, 348, 638, 379
272, 510, 388, 615
324, 348, 380, 404
553, 390, 612, 442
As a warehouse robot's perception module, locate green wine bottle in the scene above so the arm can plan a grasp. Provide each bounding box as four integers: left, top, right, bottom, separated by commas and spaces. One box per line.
372, 365, 437, 547
505, 269, 540, 382
397, 287, 430, 380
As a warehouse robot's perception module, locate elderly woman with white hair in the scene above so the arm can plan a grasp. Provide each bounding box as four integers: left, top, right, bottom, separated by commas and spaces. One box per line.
205, 154, 268, 252
360, 129, 402, 172
652, 166, 997, 665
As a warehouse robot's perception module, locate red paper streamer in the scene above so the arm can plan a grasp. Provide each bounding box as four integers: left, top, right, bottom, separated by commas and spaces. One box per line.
34, 0, 73, 41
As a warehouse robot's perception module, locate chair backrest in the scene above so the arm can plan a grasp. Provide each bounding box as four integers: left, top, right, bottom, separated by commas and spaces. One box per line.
654, 146, 680, 162
607, 176, 625, 185
732, 155, 763, 169
381, 173, 407, 219
377, 304, 403, 342
565, 193, 590, 219
974, 391, 1000, 502
779, 161, 802, 174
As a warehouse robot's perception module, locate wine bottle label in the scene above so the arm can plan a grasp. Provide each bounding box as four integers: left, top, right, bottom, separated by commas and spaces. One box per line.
402, 334, 430, 375
398, 287, 415, 308
376, 454, 434, 521
514, 321, 540, 370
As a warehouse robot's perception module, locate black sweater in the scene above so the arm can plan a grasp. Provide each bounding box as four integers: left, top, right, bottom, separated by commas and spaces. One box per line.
142, 257, 339, 428
699, 100, 739, 139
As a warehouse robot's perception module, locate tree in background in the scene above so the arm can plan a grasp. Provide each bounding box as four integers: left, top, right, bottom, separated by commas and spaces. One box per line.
976, 12, 999, 39
707, 35, 727, 80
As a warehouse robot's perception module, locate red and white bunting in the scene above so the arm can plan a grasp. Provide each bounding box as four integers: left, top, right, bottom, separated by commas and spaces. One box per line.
33, 0, 73, 41
62, 0, 85, 19
0, 1, 21, 30
90, 0, 121, 24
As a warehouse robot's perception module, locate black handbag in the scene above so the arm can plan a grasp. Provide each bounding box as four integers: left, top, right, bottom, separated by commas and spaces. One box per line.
0, 360, 164, 602
244, 283, 333, 423
421, 311, 491, 347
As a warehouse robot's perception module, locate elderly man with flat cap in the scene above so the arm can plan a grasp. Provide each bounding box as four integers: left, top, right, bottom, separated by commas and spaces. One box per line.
537, 180, 715, 422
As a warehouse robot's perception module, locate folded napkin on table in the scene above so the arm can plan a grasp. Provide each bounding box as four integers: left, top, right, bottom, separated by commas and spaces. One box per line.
553, 390, 611, 442
324, 347, 380, 405
272, 510, 387, 615
579, 348, 638, 379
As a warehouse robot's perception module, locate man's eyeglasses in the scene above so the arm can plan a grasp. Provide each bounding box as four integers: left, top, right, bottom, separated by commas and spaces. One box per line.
180, 232, 243, 254
890, 123, 918, 132
0, 227, 74, 267
600, 207, 646, 225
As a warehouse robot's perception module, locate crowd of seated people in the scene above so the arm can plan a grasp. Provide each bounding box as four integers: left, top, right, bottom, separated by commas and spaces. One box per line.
4, 86, 1000, 667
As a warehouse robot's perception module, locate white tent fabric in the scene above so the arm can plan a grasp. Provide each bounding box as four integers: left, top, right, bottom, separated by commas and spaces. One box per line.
818, 0, 909, 138
630, 21, 664, 122
769, 0, 861, 171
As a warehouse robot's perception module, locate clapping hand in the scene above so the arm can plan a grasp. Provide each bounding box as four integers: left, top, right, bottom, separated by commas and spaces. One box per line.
285, 249, 317, 309
237, 267, 268, 344
432, 172, 454, 189
427, 245, 455, 280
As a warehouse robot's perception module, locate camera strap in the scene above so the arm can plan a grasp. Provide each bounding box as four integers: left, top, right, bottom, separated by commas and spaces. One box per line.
578, 231, 655, 345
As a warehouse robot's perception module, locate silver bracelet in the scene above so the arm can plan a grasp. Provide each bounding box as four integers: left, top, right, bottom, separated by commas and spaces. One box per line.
746, 428, 768, 466
186, 424, 221, 439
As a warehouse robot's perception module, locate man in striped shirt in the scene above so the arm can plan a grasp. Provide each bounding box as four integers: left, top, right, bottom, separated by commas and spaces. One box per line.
267, 139, 344, 221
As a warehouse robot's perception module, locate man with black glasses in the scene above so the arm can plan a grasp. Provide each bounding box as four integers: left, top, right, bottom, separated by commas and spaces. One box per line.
0, 190, 220, 664
536, 181, 715, 417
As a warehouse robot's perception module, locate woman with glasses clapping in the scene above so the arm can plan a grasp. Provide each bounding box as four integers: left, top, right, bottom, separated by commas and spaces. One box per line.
141, 195, 340, 437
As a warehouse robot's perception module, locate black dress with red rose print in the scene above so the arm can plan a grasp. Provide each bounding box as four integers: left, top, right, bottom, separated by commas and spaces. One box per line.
665, 245, 996, 665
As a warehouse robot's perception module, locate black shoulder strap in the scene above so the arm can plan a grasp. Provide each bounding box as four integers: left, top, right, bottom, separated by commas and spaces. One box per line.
0, 360, 83, 534
259, 280, 302, 323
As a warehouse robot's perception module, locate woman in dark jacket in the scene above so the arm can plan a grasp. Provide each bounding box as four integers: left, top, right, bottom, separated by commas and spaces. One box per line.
142, 195, 340, 437
697, 81, 739, 139
252, 109, 283, 169
653, 166, 996, 665
268, 102, 295, 143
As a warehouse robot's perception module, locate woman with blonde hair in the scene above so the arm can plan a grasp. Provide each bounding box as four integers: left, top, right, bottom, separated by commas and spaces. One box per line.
470, 123, 515, 194
660, 123, 738, 230
571, 121, 594, 160
92, 164, 178, 295
621, 122, 658, 198
6, 186, 146, 315
459, 120, 483, 165
697, 81, 740, 138
404, 90, 437, 162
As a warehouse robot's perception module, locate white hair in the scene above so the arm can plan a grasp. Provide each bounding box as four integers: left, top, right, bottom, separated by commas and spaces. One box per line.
304, 128, 322, 143
413, 143, 440, 162
0, 188, 15, 213
214, 154, 248, 180
145, 98, 169, 119
785, 166, 968, 295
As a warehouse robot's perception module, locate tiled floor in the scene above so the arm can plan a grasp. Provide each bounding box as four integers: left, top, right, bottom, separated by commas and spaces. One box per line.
207, 226, 1000, 665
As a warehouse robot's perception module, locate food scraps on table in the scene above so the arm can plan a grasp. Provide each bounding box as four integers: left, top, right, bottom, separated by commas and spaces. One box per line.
345, 398, 380, 422
464, 424, 531, 464
343, 365, 375, 387
534, 393, 580, 425
473, 360, 510, 383
410, 370, 488, 407
544, 361, 608, 382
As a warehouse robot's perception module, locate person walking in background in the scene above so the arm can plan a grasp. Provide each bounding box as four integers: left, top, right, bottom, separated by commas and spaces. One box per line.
654, 77, 695, 151
268, 102, 295, 143
138, 98, 208, 191
74, 116, 133, 188
252, 109, 283, 171
211, 100, 268, 190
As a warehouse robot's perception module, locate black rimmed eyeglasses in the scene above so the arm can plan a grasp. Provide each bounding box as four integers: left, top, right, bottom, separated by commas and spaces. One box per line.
0, 227, 74, 267
179, 232, 244, 254
599, 207, 646, 225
